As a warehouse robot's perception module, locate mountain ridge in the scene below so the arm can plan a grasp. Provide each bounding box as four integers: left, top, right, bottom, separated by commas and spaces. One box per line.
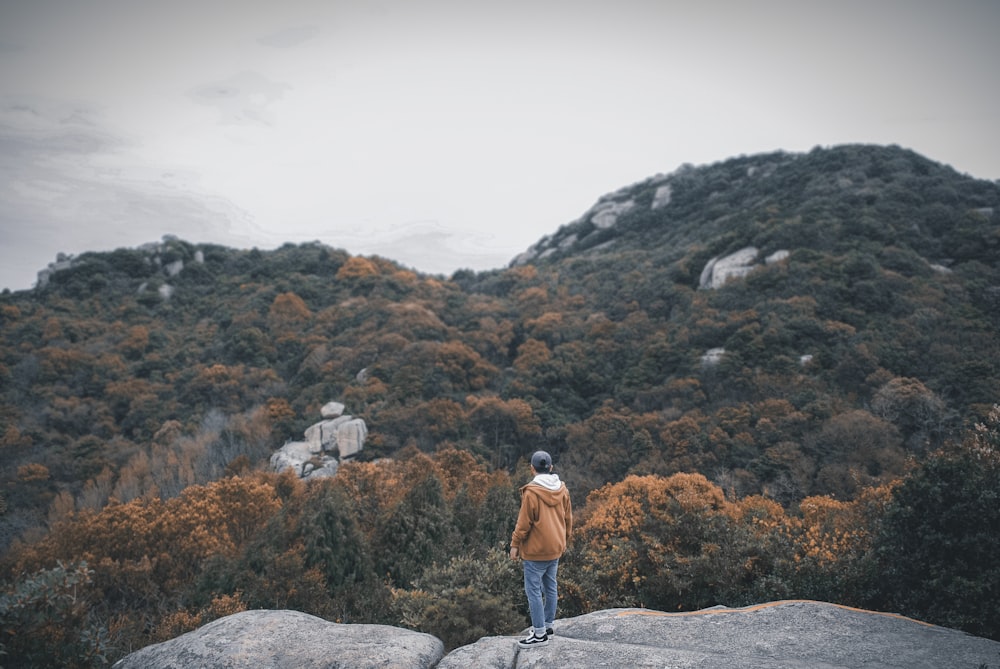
24, 144, 994, 297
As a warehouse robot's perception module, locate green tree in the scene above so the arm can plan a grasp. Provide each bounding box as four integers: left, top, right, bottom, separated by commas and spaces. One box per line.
301, 480, 377, 609
374, 471, 457, 587
0, 562, 110, 668
573, 473, 742, 611
391, 547, 523, 650
873, 406, 1000, 640
871, 377, 947, 452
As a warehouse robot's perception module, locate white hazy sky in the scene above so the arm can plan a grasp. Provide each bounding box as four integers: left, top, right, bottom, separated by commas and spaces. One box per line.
1, 0, 998, 292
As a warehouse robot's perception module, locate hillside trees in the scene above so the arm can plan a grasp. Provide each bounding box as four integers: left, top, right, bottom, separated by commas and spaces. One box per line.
560, 403, 654, 497
804, 409, 904, 498
465, 395, 542, 469
871, 376, 948, 451
1, 448, 521, 662
0, 561, 110, 668
872, 405, 1000, 639
374, 467, 456, 586
4, 158, 999, 543
390, 547, 523, 651
1, 473, 286, 659
561, 470, 892, 618
2, 410, 999, 666
0, 145, 999, 658
568, 473, 775, 612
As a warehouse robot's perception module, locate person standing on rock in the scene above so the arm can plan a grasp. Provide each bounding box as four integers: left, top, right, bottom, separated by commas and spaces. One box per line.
510, 450, 573, 648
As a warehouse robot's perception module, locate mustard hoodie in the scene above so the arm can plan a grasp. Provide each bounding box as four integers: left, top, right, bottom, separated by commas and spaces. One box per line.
511, 473, 573, 561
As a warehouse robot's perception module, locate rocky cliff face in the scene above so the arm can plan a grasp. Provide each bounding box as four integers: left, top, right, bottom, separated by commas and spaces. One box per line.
114, 600, 1000, 669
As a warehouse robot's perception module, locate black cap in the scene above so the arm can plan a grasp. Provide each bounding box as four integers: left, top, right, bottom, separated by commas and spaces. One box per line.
531, 450, 552, 472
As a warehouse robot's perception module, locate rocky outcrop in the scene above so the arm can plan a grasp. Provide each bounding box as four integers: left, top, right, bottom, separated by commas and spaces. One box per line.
464, 601, 1000, 669
164, 259, 184, 277
699, 247, 750, 288
651, 182, 672, 209
268, 440, 325, 478
511, 183, 644, 266
114, 601, 1000, 669
36, 253, 75, 288
35, 236, 207, 290
269, 402, 367, 480
320, 401, 345, 418
336, 418, 367, 458
701, 347, 726, 367
699, 246, 790, 289
303, 415, 367, 459
588, 198, 635, 229
112, 609, 444, 669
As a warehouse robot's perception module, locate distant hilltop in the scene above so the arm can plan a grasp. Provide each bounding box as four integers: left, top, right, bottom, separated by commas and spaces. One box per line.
512, 144, 997, 270
35, 234, 205, 290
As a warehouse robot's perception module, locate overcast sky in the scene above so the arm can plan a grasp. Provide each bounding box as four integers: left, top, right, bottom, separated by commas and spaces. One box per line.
1, 0, 998, 292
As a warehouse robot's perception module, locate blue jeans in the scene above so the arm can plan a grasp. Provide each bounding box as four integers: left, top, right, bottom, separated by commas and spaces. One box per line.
522, 558, 559, 636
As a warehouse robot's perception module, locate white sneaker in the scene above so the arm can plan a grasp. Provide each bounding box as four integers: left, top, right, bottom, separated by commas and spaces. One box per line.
517, 632, 549, 648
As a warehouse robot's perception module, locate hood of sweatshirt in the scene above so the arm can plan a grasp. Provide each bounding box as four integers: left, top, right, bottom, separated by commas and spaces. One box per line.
532, 473, 563, 491
523, 473, 568, 506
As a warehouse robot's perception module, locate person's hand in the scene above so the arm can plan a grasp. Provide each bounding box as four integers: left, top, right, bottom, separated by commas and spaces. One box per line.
509, 546, 519, 561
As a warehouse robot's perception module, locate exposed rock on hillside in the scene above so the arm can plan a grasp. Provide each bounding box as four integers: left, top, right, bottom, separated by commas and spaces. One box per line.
698, 246, 789, 289
35, 252, 75, 288
701, 347, 726, 367
114, 601, 1000, 669
269, 402, 367, 479
35, 234, 205, 289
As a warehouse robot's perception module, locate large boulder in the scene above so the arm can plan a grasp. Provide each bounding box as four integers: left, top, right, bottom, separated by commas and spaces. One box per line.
302, 416, 367, 459
304, 416, 354, 451
699, 246, 760, 289
112, 609, 444, 669
115, 601, 1000, 669
268, 441, 315, 475
269, 441, 339, 479
473, 601, 1000, 668
699, 246, 789, 289
336, 417, 367, 458
436, 636, 515, 668
588, 198, 635, 229
321, 401, 345, 418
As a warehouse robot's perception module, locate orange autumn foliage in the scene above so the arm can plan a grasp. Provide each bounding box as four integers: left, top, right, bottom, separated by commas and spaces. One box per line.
13, 475, 283, 593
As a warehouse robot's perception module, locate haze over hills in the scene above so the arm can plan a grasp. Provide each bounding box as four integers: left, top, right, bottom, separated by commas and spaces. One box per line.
1, 144, 999, 665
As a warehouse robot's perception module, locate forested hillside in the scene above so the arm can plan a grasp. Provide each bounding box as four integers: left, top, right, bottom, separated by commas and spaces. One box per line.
1, 144, 998, 666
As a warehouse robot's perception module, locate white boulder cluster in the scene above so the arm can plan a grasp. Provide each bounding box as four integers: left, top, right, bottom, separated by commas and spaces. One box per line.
589, 198, 636, 229
36, 236, 206, 294
510, 169, 681, 266
269, 401, 367, 480
699, 246, 790, 290
36, 253, 76, 288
